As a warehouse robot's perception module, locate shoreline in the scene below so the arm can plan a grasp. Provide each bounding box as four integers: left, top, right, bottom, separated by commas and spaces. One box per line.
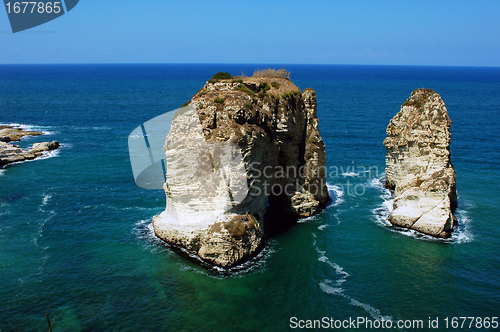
0, 125, 60, 168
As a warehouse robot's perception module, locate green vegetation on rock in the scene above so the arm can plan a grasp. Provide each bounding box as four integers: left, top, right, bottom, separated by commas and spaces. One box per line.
238, 84, 255, 96
259, 82, 271, 91
209, 72, 233, 83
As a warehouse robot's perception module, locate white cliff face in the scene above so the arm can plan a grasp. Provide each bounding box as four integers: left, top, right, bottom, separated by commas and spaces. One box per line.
383, 89, 457, 238
153, 76, 329, 267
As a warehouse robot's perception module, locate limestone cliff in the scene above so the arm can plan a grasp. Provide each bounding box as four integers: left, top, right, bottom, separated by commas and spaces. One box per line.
153, 75, 329, 267
383, 88, 457, 238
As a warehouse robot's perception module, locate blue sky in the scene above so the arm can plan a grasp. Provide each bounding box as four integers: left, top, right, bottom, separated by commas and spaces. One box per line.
1, 0, 499, 66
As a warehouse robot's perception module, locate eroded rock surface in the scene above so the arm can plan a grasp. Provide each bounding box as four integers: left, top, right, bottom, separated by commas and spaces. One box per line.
383, 89, 457, 238
153, 76, 329, 267
0, 126, 59, 167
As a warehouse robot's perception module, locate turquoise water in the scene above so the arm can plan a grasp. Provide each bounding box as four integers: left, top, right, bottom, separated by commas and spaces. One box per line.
1, 64, 499, 331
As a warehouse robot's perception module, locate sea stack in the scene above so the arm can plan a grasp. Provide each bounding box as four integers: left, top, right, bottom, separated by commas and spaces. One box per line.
153, 72, 329, 267
383, 88, 457, 238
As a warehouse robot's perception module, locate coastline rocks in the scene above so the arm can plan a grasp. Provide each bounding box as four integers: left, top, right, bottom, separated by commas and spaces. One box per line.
0, 125, 43, 142
383, 89, 457, 238
0, 126, 60, 167
153, 76, 329, 267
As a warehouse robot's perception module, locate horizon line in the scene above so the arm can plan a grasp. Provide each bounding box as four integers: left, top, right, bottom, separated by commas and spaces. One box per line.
0, 62, 498, 69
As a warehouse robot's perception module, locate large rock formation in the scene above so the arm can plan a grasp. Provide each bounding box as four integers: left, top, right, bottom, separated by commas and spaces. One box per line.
383, 88, 457, 238
153, 75, 329, 267
0, 125, 60, 167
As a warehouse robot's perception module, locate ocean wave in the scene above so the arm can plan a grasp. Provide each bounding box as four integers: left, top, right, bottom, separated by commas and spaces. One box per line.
316, 245, 392, 322
23, 193, 57, 282
296, 183, 344, 224
340, 171, 359, 177
319, 279, 344, 295
0, 122, 55, 134
451, 208, 474, 243
67, 125, 113, 131
348, 299, 392, 322
36, 147, 61, 160
1, 122, 36, 130
370, 176, 473, 244
327, 183, 345, 207
133, 218, 162, 244
4, 142, 67, 169
122, 206, 164, 212
40, 194, 51, 208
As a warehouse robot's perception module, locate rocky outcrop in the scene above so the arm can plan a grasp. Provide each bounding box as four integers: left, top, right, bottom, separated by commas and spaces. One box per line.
0, 125, 43, 142
0, 126, 60, 167
153, 75, 329, 267
383, 88, 457, 238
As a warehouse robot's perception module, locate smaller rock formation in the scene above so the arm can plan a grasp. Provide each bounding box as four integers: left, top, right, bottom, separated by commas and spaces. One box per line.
383, 89, 457, 238
0, 125, 60, 167
0, 125, 43, 142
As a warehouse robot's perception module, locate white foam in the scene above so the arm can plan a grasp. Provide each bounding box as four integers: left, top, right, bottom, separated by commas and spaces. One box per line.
349, 298, 393, 322
317, 224, 327, 230
317, 250, 392, 321
122, 206, 163, 211
69, 126, 112, 131
327, 183, 344, 207
368, 176, 386, 190
341, 172, 359, 177
450, 208, 474, 244
0, 123, 54, 134
5, 142, 67, 168
133, 218, 166, 252
319, 279, 344, 295
0, 169, 4, 176
315, 230, 392, 322
37, 148, 61, 160
292, 183, 345, 224
0, 122, 27, 129
372, 189, 394, 229
317, 251, 349, 278
42, 194, 51, 206
41, 130, 56, 136
28, 195, 57, 280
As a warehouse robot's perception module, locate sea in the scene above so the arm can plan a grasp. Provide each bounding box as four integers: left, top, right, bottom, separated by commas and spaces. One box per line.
0, 64, 499, 332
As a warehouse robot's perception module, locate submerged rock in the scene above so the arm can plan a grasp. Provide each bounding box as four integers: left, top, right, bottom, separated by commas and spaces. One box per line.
153, 75, 329, 267
383, 88, 457, 238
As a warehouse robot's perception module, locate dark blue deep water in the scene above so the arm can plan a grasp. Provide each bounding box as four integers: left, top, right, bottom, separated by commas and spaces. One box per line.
0, 64, 499, 331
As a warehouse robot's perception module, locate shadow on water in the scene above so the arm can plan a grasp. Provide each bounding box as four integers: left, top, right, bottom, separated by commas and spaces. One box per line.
1, 192, 26, 203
